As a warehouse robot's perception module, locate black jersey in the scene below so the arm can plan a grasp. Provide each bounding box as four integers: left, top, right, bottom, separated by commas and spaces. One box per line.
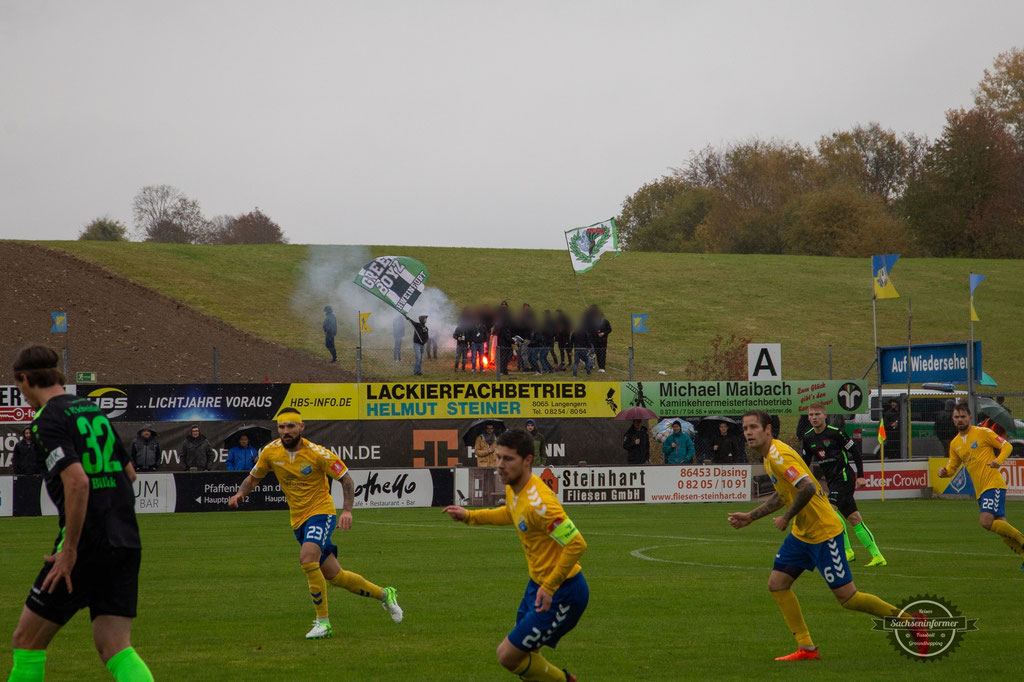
800, 424, 864, 487
32, 393, 141, 552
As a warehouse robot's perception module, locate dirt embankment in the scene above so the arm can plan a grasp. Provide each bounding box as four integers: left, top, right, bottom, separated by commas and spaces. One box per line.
0, 242, 356, 383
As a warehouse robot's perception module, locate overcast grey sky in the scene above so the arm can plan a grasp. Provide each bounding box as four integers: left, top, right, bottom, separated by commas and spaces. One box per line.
1, 1, 1021, 248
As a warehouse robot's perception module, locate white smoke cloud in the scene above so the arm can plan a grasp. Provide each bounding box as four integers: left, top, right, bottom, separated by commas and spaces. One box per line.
292, 246, 458, 351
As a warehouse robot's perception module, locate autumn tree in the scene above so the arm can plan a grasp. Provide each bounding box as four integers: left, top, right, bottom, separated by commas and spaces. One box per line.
220, 208, 287, 244
974, 47, 1024, 147
815, 123, 927, 203
131, 185, 210, 243
902, 107, 1024, 257
78, 217, 128, 241
617, 177, 711, 251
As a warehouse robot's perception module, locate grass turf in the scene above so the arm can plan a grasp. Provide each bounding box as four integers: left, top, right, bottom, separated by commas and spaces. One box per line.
2, 499, 1022, 680
39, 241, 1024, 386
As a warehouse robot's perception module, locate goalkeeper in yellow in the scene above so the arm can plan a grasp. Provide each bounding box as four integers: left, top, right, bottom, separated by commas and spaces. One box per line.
728, 411, 912, 661
228, 408, 402, 639
937, 402, 1022, 567
443, 428, 588, 682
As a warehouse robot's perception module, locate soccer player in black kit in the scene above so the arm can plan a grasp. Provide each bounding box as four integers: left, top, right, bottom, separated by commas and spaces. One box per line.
800, 402, 886, 567
8, 345, 153, 681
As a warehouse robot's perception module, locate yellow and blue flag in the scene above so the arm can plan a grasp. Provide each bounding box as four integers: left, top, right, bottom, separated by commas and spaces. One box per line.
872, 254, 900, 300
50, 312, 67, 333
970, 273, 985, 322
631, 313, 650, 333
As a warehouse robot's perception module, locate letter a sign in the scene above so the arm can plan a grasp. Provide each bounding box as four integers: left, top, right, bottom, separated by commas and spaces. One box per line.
748, 343, 782, 381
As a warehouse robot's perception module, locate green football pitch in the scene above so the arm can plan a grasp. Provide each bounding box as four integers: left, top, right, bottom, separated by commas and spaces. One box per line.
2, 499, 1022, 680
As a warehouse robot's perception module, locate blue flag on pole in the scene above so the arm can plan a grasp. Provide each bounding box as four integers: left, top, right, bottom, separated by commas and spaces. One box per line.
631, 314, 650, 333
51, 313, 67, 333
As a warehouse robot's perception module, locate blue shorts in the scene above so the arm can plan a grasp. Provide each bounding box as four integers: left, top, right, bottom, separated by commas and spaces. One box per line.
294, 514, 338, 564
978, 488, 1007, 517
509, 573, 589, 652
773, 532, 852, 589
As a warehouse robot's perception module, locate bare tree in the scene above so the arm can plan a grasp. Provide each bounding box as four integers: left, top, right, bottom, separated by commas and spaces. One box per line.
131, 185, 210, 243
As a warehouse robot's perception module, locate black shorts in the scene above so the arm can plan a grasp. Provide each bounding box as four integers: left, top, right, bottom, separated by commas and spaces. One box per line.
827, 481, 859, 518
25, 548, 141, 626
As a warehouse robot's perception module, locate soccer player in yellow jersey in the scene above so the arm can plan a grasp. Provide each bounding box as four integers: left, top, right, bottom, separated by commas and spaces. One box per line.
728, 411, 911, 661
443, 428, 588, 682
937, 402, 1023, 568
227, 408, 403, 639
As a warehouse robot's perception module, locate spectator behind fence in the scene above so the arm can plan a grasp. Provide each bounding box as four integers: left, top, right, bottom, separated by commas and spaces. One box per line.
392, 313, 405, 362
323, 305, 338, 363
130, 424, 161, 472
409, 314, 429, 376
12, 426, 42, 475
622, 419, 650, 465
934, 399, 957, 455
453, 308, 471, 372
474, 423, 499, 467
882, 399, 902, 457
469, 311, 488, 372
182, 424, 216, 471
555, 308, 572, 371
569, 319, 594, 377
588, 305, 612, 373
495, 301, 514, 375
525, 419, 547, 465
710, 421, 746, 464
226, 434, 259, 471
663, 421, 695, 464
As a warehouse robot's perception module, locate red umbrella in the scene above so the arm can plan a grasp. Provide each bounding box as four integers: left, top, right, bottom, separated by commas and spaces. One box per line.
615, 406, 658, 420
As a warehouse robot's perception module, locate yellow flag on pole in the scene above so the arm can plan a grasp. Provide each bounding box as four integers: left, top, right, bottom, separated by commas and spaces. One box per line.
359, 312, 372, 332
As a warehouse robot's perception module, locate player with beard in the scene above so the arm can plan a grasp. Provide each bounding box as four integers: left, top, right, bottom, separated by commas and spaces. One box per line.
937, 402, 1022, 567
9, 345, 153, 681
228, 408, 403, 639
443, 428, 588, 682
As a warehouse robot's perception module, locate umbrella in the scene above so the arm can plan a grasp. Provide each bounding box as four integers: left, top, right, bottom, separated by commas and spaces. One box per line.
696, 416, 742, 439
977, 399, 1016, 436
462, 419, 507, 447
615, 406, 658, 421
223, 424, 273, 450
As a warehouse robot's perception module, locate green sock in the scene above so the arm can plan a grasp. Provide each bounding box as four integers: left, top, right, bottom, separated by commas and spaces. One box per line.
9, 649, 45, 682
854, 522, 882, 557
105, 647, 154, 682
835, 509, 852, 554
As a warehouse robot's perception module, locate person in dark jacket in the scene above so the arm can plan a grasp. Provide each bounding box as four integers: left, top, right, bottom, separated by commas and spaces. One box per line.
130, 424, 161, 471
409, 315, 429, 376
622, 420, 650, 465
709, 421, 746, 464
453, 309, 471, 372
182, 424, 216, 471
934, 400, 958, 455
554, 309, 572, 370
588, 305, 612, 372
469, 314, 488, 372
495, 302, 514, 375
525, 419, 547, 465
569, 321, 594, 377
226, 434, 258, 471
323, 305, 338, 363
12, 427, 42, 474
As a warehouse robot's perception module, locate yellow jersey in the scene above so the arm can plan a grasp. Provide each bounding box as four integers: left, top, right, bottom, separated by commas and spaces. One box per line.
946, 425, 1012, 495
251, 437, 349, 529
763, 439, 843, 544
466, 474, 586, 594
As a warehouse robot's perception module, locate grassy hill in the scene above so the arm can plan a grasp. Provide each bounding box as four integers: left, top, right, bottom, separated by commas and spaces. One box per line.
43, 241, 1024, 389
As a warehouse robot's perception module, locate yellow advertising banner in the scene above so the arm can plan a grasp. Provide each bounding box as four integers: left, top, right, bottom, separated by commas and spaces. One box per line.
359, 381, 623, 420
278, 383, 359, 420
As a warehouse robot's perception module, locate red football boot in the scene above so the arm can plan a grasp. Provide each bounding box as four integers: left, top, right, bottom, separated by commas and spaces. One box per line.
775, 647, 820, 661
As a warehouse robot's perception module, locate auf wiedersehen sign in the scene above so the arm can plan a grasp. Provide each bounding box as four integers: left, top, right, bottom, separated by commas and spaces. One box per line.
626, 380, 868, 417
878, 341, 982, 385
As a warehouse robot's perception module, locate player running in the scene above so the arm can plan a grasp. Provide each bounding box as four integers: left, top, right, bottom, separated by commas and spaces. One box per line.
228, 408, 402, 639
9, 345, 153, 681
800, 403, 886, 566
936, 402, 1023, 568
728, 410, 912, 661
443, 428, 588, 682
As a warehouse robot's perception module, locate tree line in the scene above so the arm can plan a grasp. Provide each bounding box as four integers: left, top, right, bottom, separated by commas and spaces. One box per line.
617, 47, 1024, 258
79, 184, 287, 244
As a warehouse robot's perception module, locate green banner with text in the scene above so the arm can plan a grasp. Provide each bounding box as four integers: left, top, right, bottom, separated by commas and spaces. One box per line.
622, 380, 868, 416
